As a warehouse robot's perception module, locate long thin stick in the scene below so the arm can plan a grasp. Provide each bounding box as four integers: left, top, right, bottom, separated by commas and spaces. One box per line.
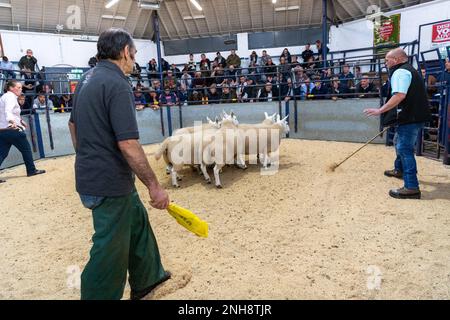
330, 126, 390, 171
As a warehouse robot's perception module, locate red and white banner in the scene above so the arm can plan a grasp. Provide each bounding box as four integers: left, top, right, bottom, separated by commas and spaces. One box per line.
432, 21, 450, 43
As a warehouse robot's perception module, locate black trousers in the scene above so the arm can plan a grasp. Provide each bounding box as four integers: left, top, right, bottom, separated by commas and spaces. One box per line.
0, 129, 36, 175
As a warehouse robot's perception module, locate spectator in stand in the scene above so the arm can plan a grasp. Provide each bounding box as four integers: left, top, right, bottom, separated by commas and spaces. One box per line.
290, 56, 301, 69
260, 50, 271, 66
355, 75, 378, 98
56, 94, 73, 113
225, 65, 238, 84
321, 68, 333, 90
148, 88, 160, 110
134, 84, 147, 111
220, 84, 237, 104
177, 84, 188, 106
310, 76, 328, 100
193, 71, 207, 91
278, 57, 291, 82
207, 84, 221, 104
159, 87, 178, 106
21, 67, 36, 110
188, 90, 203, 105
211, 66, 225, 86
264, 58, 277, 78
301, 43, 314, 64
292, 66, 308, 92
170, 64, 181, 78
242, 78, 258, 103
226, 49, 241, 69
131, 62, 142, 81
315, 40, 329, 60
33, 92, 54, 113
160, 58, 170, 73
299, 77, 315, 100
236, 75, 247, 102
35, 66, 48, 93
18, 49, 38, 74
163, 70, 177, 91
250, 51, 258, 65
179, 68, 193, 89
199, 54, 211, 71
147, 58, 158, 79
329, 76, 349, 100
187, 54, 197, 76
339, 64, 355, 90
214, 52, 226, 68
42, 84, 59, 109
282, 78, 295, 102
151, 79, 162, 95
88, 56, 98, 68
280, 48, 292, 64
18, 94, 30, 115
1, 56, 16, 79
304, 56, 318, 78
247, 62, 260, 84
258, 82, 279, 102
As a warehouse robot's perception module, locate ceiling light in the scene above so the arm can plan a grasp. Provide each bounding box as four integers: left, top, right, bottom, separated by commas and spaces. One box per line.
105, 0, 120, 9
275, 5, 299, 11
0, 3, 12, 8
101, 14, 126, 20
190, 0, 203, 11
183, 15, 206, 20
272, 0, 277, 4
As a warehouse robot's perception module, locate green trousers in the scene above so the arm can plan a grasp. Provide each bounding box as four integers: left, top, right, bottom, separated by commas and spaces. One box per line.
80, 191, 166, 300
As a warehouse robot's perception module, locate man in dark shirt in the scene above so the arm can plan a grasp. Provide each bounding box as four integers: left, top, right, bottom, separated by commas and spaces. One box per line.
301, 43, 314, 63
18, 49, 38, 73
355, 75, 378, 98
68, 28, 170, 300
364, 48, 431, 199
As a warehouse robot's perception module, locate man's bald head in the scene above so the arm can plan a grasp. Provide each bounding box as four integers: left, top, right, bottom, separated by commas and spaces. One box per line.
385, 48, 408, 69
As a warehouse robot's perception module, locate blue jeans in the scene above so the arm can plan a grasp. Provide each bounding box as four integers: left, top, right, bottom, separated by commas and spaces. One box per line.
393, 122, 424, 189
0, 129, 36, 175
79, 194, 106, 210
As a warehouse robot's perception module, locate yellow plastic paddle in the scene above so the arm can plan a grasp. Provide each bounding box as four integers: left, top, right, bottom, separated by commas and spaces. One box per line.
167, 203, 209, 238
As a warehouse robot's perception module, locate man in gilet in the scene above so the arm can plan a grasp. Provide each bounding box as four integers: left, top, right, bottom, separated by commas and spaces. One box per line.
364, 48, 431, 199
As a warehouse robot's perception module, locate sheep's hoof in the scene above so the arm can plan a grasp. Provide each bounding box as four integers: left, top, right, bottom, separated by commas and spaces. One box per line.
237, 165, 248, 170
173, 184, 180, 188
216, 184, 223, 189
177, 176, 182, 181
166, 170, 171, 175
206, 179, 211, 184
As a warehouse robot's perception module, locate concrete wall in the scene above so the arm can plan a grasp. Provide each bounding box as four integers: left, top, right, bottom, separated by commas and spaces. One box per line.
1, 99, 383, 170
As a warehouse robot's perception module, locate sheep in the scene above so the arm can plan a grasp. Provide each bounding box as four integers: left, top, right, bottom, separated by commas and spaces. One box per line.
237, 114, 290, 169
202, 113, 245, 188
155, 115, 230, 188
163, 117, 223, 175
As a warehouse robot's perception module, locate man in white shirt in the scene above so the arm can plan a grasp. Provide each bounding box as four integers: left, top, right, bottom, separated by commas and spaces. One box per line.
0, 80, 45, 183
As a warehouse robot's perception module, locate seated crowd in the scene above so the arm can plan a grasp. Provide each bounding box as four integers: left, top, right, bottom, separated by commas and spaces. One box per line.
128, 42, 381, 110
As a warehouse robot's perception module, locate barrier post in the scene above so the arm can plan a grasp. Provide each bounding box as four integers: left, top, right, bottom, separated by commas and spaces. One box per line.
33, 113, 46, 158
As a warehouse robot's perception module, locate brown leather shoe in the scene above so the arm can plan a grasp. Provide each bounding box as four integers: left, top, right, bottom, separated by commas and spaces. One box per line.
384, 169, 403, 179
389, 187, 421, 199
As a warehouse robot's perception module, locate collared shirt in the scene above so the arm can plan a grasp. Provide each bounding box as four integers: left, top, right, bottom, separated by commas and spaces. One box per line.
391, 69, 412, 94
70, 60, 139, 197
0, 91, 21, 129
0, 61, 13, 70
